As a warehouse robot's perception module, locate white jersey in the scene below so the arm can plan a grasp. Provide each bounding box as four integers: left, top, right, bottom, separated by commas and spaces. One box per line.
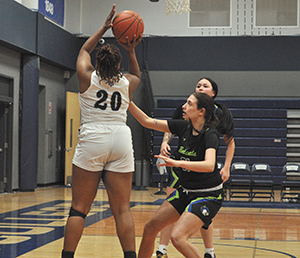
79, 70, 130, 124
73, 70, 134, 172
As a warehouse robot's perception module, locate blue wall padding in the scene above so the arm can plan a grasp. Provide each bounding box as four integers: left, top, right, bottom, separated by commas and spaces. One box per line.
19, 55, 40, 191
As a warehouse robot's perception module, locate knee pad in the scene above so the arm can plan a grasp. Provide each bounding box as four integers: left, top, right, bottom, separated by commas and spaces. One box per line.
124, 251, 136, 258
62, 250, 74, 258
69, 207, 87, 219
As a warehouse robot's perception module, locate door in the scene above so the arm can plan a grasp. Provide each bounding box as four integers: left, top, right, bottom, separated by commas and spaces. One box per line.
0, 77, 13, 192
0, 104, 7, 192
64, 92, 80, 185
0, 103, 11, 193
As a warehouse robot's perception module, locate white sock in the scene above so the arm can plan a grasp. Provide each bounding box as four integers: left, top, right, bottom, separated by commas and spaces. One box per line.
205, 248, 215, 257
158, 245, 168, 254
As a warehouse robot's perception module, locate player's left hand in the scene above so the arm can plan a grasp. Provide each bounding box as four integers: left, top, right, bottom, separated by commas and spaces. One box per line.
154, 154, 178, 168
220, 167, 230, 182
117, 33, 142, 49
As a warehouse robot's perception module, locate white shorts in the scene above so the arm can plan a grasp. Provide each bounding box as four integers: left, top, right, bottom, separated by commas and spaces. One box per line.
72, 123, 134, 173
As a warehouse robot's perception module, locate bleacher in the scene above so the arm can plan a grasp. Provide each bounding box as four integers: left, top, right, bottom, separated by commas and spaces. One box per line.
151, 98, 300, 188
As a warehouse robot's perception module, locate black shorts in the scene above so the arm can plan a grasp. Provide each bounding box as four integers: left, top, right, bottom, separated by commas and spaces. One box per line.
166, 187, 223, 229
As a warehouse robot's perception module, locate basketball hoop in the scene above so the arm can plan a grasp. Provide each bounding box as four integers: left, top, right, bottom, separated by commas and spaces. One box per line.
165, 0, 191, 15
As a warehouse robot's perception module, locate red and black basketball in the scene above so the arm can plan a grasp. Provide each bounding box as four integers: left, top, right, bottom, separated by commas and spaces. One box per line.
112, 10, 144, 44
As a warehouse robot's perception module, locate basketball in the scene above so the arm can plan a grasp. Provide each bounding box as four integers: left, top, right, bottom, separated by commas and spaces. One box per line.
112, 10, 144, 44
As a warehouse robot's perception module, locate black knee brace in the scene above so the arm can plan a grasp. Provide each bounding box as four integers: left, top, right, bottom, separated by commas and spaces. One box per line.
124, 251, 136, 258
69, 207, 87, 219
61, 250, 74, 258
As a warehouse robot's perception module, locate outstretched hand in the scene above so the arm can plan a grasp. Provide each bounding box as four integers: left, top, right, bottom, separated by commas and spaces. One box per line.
104, 4, 116, 30
154, 154, 179, 168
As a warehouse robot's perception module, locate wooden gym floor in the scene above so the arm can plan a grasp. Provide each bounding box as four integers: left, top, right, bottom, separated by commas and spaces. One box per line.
0, 186, 299, 258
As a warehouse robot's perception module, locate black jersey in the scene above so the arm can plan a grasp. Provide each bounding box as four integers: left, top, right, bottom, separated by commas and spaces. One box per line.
168, 119, 222, 189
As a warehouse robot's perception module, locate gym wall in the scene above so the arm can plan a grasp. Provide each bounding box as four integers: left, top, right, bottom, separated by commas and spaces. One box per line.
1, 0, 300, 190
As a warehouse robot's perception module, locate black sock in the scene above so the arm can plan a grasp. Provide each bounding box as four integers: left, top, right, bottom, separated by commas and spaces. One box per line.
124, 251, 137, 258
61, 250, 74, 258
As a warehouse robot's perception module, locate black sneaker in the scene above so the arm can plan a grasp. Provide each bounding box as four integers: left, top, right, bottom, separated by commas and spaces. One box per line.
156, 250, 168, 258
204, 253, 216, 258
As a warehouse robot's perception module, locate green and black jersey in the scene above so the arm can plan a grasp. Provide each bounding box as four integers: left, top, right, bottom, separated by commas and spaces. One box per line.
168, 120, 222, 190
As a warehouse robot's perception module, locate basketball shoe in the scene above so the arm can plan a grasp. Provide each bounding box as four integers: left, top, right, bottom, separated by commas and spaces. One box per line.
156, 250, 168, 258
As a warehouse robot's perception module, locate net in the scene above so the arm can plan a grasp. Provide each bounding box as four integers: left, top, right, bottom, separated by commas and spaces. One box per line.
165, 0, 191, 15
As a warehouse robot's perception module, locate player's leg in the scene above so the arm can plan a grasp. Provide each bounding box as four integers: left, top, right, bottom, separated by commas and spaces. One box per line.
170, 212, 203, 258
100, 124, 137, 258
62, 165, 102, 258
102, 171, 136, 258
194, 192, 223, 258
138, 201, 180, 258
157, 226, 172, 257
156, 166, 180, 257
156, 186, 176, 258
201, 223, 216, 258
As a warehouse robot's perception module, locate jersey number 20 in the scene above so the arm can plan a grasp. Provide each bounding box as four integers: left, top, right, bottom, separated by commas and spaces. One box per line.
94, 90, 122, 111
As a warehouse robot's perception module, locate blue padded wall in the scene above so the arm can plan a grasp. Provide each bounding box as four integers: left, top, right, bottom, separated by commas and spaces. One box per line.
19, 55, 40, 191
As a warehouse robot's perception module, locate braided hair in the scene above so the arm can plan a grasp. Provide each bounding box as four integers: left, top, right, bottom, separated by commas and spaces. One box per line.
95, 43, 122, 84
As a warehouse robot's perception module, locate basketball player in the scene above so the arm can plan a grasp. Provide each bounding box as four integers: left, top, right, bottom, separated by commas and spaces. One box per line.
156, 78, 235, 258
61, 5, 142, 258
128, 92, 223, 258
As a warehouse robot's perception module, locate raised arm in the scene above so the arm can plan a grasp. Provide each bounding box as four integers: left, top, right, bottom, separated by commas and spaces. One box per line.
120, 35, 142, 100
128, 101, 170, 133
76, 5, 116, 93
